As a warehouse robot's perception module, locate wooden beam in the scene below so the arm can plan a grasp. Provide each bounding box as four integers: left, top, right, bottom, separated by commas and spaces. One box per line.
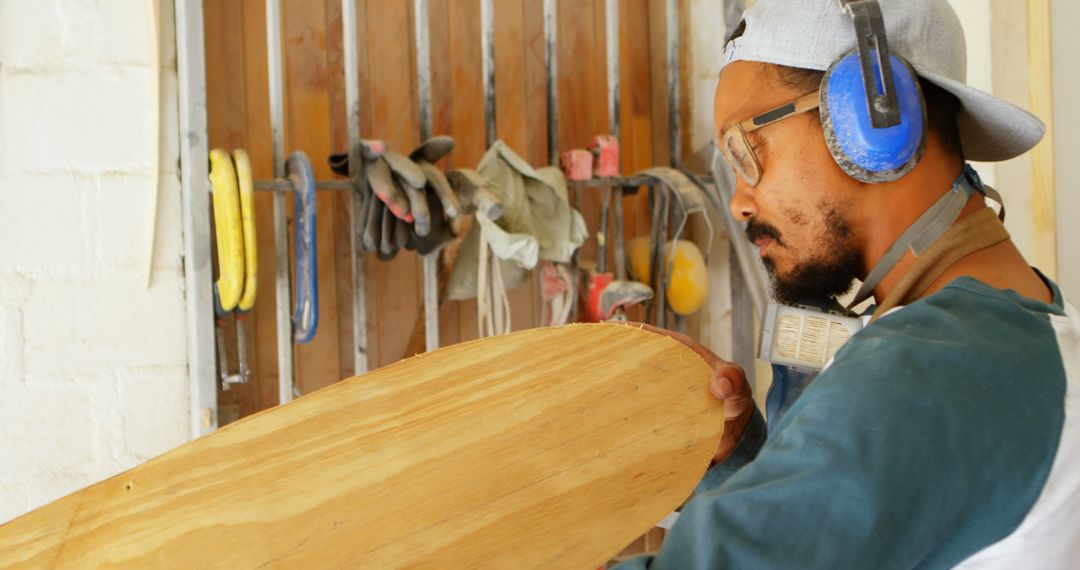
1028, 0, 1057, 279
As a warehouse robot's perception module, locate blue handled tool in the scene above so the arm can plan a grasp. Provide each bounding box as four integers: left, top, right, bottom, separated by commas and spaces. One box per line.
287, 151, 318, 344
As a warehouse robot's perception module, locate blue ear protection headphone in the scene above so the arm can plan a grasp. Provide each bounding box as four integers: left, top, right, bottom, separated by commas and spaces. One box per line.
820, 0, 926, 183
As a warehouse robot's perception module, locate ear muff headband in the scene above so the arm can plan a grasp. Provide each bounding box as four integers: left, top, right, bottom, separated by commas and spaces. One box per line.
821, 49, 927, 183
821, 0, 927, 183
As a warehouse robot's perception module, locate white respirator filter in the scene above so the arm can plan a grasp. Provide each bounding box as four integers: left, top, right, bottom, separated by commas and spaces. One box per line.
759, 303, 864, 371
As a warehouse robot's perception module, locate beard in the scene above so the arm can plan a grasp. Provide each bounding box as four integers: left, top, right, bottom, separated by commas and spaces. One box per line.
747, 208, 863, 306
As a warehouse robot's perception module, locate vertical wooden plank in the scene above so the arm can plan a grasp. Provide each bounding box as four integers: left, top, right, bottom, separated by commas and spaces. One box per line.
445, 0, 485, 167
682, 0, 692, 166
205, 0, 255, 421
350, 0, 383, 373
523, 0, 548, 167
399, 0, 468, 356
324, 0, 352, 379
557, 0, 605, 268
1028, 0, 1057, 279
242, 0, 290, 412
426, 0, 462, 349
446, 0, 484, 343
365, 0, 422, 367
1050, 0, 1078, 300
493, 0, 537, 332
205, 0, 247, 151
523, 0, 548, 326
494, 3, 526, 153
988, 2, 1036, 262
648, 0, 671, 168
281, 0, 343, 392
623, 0, 656, 240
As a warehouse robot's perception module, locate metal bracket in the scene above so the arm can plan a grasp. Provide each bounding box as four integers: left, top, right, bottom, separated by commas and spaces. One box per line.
842, 0, 900, 129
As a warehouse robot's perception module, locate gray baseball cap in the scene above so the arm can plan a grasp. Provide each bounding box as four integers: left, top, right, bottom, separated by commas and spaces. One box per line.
722, 0, 1044, 162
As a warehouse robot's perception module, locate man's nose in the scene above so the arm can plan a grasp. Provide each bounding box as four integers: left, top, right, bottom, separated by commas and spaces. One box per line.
729, 184, 758, 222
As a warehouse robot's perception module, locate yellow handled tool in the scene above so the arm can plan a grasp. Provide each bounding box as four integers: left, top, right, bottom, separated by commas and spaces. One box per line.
233, 149, 257, 312
210, 149, 247, 389
209, 149, 245, 312
232, 149, 257, 385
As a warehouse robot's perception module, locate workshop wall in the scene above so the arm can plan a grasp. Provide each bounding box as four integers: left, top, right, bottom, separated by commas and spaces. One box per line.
203, 0, 687, 419
1052, 0, 1079, 301
0, 0, 188, 523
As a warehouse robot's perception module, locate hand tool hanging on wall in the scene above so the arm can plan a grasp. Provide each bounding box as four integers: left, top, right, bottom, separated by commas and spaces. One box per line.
567, 137, 652, 323
208, 149, 245, 388
244, 150, 326, 348
593, 136, 652, 322
232, 149, 257, 384
286, 152, 318, 344
646, 186, 671, 328
631, 168, 713, 331
258, 0, 372, 399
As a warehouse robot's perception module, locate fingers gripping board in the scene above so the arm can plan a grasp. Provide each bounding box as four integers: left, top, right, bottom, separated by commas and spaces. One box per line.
0, 324, 721, 569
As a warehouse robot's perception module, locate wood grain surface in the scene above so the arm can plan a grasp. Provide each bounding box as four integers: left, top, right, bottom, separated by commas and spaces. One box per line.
0, 324, 721, 569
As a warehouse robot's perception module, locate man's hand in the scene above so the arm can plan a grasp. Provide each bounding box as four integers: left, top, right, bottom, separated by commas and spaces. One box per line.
636, 324, 755, 464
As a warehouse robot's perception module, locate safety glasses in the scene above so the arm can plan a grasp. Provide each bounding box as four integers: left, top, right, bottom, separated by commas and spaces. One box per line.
719, 91, 821, 187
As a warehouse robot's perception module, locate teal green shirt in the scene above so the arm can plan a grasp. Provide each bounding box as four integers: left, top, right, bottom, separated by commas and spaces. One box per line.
618, 276, 1080, 568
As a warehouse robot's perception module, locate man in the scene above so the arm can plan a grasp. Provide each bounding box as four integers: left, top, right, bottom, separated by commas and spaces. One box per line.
618, 0, 1079, 567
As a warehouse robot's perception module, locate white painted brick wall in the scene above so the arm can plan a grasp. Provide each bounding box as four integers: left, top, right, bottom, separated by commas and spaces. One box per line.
0, 0, 189, 524
2, 69, 157, 173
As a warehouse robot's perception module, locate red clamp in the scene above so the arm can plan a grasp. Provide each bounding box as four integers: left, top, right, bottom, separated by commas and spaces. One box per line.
559, 149, 593, 181
589, 135, 619, 177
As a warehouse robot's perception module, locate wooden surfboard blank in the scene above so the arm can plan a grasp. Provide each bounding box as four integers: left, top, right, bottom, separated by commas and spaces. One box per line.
0, 324, 722, 569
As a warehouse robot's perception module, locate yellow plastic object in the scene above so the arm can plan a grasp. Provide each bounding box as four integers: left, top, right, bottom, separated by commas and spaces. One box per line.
627, 235, 652, 283
233, 149, 257, 312
209, 149, 245, 312
626, 236, 708, 315
664, 240, 708, 316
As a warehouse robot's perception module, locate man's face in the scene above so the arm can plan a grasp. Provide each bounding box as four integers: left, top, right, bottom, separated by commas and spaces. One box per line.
713, 61, 865, 305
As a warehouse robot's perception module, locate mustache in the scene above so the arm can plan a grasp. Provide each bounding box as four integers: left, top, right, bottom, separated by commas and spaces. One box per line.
745, 219, 783, 247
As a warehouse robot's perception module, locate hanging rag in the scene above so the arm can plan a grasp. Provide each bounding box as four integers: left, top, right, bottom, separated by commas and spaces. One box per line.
444, 142, 587, 297
447, 142, 586, 336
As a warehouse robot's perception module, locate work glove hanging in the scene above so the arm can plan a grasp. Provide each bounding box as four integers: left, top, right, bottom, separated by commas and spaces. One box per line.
409, 136, 465, 255
331, 138, 476, 260
382, 151, 430, 235
329, 141, 422, 226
